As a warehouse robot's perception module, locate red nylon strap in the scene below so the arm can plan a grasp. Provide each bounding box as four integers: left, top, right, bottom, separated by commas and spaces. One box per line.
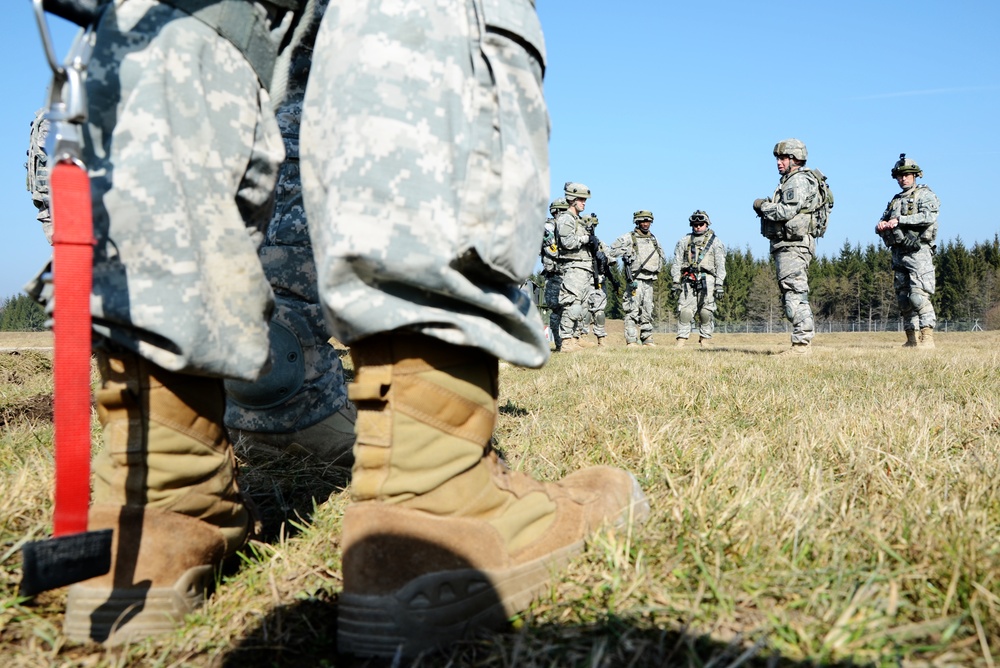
49, 161, 94, 537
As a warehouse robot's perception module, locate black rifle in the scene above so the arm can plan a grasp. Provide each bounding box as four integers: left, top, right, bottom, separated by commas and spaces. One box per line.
681, 266, 707, 293
585, 224, 618, 291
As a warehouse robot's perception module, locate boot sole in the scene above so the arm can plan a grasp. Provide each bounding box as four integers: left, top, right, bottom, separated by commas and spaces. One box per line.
64, 565, 213, 645
337, 540, 582, 657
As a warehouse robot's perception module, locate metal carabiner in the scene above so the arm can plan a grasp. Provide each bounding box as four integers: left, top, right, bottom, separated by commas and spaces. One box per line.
32, 0, 97, 166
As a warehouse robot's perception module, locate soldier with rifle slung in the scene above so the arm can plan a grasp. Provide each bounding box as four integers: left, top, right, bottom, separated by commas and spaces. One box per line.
554, 182, 596, 352
576, 213, 618, 347
670, 211, 727, 348
609, 210, 667, 346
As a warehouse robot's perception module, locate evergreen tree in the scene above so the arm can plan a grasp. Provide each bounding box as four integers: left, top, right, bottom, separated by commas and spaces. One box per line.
0, 294, 47, 332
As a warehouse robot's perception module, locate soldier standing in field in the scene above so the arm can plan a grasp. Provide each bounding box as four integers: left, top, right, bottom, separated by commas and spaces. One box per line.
754, 138, 823, 355
25, 109, 53, 244
670, 211, 726, 348
875, 154, 940, 348
44, 0, 646, 653
541, 197, 570, 348
555, 182, 596, 352
609, 210, 667, 347
577, 213, 610, 347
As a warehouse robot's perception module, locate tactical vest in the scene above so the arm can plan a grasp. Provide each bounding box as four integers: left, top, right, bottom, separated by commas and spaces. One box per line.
628, 231, 662, 278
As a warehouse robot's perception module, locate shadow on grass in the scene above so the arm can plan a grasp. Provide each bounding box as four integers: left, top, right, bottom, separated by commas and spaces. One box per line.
219, 596, 878, 667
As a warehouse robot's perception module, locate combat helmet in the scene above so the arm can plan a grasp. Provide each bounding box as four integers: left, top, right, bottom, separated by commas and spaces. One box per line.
891, 153, 923, 178
564, 182, 591, 200
633, 210, 654, 225
549, 197, 570, 215
773, 138, 808, 162
689, 210, 711, 226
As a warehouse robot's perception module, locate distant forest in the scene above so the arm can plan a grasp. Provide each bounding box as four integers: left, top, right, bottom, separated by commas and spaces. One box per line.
540, 235, 1000, 331
3, 235, 1000, 332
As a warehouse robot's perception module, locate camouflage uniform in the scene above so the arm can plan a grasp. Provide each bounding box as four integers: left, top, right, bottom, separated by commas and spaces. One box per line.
758, 162, 821, 346
301, 0, 549, 368
224, 0, 353, 436
540, 202, 566, 346
25, 108, 53, 244
671, 223, 726, 341
610, 227, 666, 345
879, 182, 940, 333
66, 0, 283, 379
554, 208, 595, 345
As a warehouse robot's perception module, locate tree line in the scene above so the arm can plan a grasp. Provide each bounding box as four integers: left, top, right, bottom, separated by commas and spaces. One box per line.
4, 235, 1000, 332
539, 234, 1000, 331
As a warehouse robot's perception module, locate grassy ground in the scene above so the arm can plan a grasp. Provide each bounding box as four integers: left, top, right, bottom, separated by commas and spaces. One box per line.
0, 326, 997, 666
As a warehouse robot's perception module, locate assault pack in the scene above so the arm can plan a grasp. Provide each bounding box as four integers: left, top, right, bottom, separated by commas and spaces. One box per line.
803, 168, 834, 238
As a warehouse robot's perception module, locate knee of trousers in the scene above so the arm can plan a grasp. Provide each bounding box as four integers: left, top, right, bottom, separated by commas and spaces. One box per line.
224, 319, 306, 410
566, 303, 584, 321
678, 308, 695, 323
909, 289, 932, 312
698, 308, 714, 323
592, 310, 606, 327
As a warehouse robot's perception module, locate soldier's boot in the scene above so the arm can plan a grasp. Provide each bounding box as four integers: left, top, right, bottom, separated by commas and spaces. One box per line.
698, 337, 713, 349
338, 334, 649, 657
230, 403, 357, 467
674, 337, 687, 348
576, 336, 596, 349
596, 336, 605, 346
779, 342, 811, 356
918, 327, 935, 349
642, 339, 657, 347
626, 341, 641, 348
65, 351, 251, 645
902, 330, 918, 347
558, 337, 581, 353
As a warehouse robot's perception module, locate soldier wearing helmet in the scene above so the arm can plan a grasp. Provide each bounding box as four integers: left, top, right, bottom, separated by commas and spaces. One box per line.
752, 138, 822, 355
540, 198, 570, 341
609, 209, 667, 346
875, 154, 940, 348
574, 212, 612, 346
670, 211, 727, 348
553, 182, 598, 352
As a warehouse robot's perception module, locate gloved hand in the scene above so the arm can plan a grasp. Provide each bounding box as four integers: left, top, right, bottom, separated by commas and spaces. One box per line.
588, 231, 601, 250
671, 283, 681, 297
900, 230, 922, 252
628, 281, 639, 294
714, 286, 724, 299
753, 198, 768, 214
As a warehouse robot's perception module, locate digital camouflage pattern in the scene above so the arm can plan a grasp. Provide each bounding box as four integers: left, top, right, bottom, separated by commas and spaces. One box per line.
71, 0, 283, 379
26, 108, 53, 244
301, 0, 549, 368
554, 209, 594, 342
671, 229, 726, 340
758, 166, 821, 344
880, 183, 940, 331
609, 228, 666, 344
224, 0, 350, 433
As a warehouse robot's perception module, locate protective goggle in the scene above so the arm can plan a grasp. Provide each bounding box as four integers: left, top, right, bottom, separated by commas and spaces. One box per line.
689, 212, 709, 224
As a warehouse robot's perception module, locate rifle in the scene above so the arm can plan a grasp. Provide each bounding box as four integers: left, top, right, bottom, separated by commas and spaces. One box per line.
681, 265, 707, 293
584, 218, 617, 291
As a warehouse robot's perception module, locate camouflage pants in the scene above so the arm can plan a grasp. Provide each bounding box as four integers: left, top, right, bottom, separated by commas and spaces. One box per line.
623, 278, 655, 344
224, 157, 351, 433
580, 285, 607, 338
79, 0, 282, 379
557, 267, 592, 341
676, 275, 718, 340
773, 247, 815, 344
543, 272, 563, 346
301, 0, 549, 368
893, 245, 936, 330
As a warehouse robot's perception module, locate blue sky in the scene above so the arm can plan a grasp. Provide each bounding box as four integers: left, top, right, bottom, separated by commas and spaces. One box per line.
2, 1, 998, 299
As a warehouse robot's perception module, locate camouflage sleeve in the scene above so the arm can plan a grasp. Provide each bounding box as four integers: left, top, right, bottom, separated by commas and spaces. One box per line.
555, 213, 584, 251
760, 171, 817, 222
607, 233, 630, 260
899, 187, 940, 229
714, 238, 727, 285
670, 238, 684, 283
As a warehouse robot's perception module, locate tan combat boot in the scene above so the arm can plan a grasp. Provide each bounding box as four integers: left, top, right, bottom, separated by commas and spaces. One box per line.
902, 330, 918, 347
918, 327, 935, 349
674, 337, 686, 348
576, 336, 596, 349
698, 337, 713, 349
338, 335, 648, 657
558, 337, 581, 353
65, 351, 251, 645
780, 342, 811, 356
596, 336, 605, 347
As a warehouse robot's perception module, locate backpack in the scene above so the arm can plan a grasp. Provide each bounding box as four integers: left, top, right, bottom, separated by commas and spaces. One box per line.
803, 168, 834, 238
25, 109, 49, 204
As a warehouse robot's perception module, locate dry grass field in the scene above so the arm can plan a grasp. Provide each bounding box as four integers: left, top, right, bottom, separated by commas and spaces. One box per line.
1, 325, 997, 666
